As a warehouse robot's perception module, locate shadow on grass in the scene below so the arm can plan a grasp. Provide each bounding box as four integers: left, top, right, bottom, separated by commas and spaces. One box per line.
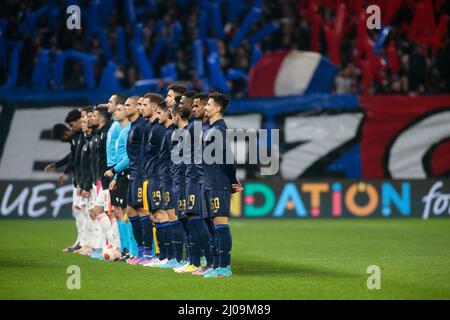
233, 257, 357, 278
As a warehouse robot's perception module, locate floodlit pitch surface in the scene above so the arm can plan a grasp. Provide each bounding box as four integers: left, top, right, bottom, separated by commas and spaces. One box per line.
1, 219, 449, 299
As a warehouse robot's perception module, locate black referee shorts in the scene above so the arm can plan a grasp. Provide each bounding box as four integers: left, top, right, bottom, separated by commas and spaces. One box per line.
110, 170, 130, 209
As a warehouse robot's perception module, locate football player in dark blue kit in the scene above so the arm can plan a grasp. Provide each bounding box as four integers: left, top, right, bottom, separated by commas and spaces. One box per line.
202, 92, 243, 278
174, 91, 214, 274
118, 96, 150, 264
169, 98, 196, 273
189, 92, 217, 275
139, 94, 170, 267
153, 99, 187, 269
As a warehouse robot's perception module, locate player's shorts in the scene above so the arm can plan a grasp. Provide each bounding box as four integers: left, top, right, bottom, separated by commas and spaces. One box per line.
161, 181, 176, 210
144, 179, 163, 211
174, 187, 187, 220
111, 170, 129, 209
94, 180, 110, 211
184, 181, 205, 217
204, 189, 231, 218
127, 175, 143, 208
72, 187, 83, 208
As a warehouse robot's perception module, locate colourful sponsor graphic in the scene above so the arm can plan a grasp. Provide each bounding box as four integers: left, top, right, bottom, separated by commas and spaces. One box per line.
1, 180, 449, 219
231, 180, 450, 219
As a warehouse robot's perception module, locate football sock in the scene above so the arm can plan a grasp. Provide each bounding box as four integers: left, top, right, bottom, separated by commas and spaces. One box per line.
140, 215, 153, 254
110, 217, 121, 249
127, 221, 139, 257
129, 215, 143, 247
161, 222, 172, 260
155, 223, 167, 260
172, 220, 184, 262
166, 222, 175, 260
205, 218, 219, 268
72, 206, 83, 245
190, 217, 213, 267
186, 220, 201, 267
97, 213, 114, 245
215, 224, 232, 268
181, 219, 191, 262
117, 220, 127, 251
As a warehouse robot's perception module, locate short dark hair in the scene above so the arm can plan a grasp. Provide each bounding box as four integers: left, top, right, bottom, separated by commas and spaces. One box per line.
112, 93, 126, 105
143, 93, 164, 105
126, 96, 140, 104
208, 92, 230, 113
64, 109, 81, 124
167, 83, 188, 96
52, 123, 70, 140
182, 90, 196, 99
94, 106, 111, 122
194, 92, 209, 103
158, 100, 169, 111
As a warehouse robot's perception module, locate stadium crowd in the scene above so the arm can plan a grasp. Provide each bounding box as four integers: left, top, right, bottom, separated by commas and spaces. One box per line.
1, 0, 449, 96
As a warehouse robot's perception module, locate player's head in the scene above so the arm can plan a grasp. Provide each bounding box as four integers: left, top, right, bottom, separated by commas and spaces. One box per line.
115, 104, 127, 122
80, 106, 93, 128
93, 105, 111, 127
64, 109, 82, 133
81, 114, 91, 134
179, 90, 196, 118
137, 96, 145, 116
167, 95, 181, 121
156, 101, 171, 125
205, 92, 229, 119
143, 93, 164, 119
52, 123, 72, 142
171, 99, 190, 127
124, 96, 140, 118
165, 83, 187, 106
108, 93, 126, 113
193, 92, 208, 119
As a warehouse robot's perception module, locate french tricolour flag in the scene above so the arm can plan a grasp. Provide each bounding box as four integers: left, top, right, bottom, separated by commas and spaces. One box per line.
248, 50, 338, 97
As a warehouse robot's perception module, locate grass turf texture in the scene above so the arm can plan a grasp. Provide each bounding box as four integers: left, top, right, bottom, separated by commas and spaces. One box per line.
1, 219, 450, 300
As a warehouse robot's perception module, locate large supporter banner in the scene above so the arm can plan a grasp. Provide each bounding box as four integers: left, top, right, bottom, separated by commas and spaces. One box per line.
360, 95, 450, 179
1, 180, 449, 220
1, 95, 450, 220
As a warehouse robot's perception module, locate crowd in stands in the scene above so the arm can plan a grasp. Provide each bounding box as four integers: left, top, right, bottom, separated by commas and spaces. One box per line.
1, 0, 449, 97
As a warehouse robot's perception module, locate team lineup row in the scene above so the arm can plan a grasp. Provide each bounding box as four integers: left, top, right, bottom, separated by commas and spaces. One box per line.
46, 84, 243, 278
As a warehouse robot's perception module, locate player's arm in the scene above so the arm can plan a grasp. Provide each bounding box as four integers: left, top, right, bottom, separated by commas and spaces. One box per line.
111, 131, 130, 174
55, 153, 70, 168
220, 126, 238, 185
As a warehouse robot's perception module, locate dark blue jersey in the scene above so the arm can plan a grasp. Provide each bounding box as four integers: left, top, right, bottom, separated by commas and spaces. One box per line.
171, 124, 188, 190
197, 120, 210, 184
140, 119, 152, 180
158, 123, 175, 183
143, 119, 166, 181
203, 119, 238, 191
127, 116, 146, 177
185, 118, 204, 183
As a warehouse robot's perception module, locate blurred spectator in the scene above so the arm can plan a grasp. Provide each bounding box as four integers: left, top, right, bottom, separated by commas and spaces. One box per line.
1, 0, 449, 96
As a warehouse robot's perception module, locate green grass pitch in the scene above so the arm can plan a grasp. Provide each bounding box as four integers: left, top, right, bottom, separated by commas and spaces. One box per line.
1, 219, 450, 299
